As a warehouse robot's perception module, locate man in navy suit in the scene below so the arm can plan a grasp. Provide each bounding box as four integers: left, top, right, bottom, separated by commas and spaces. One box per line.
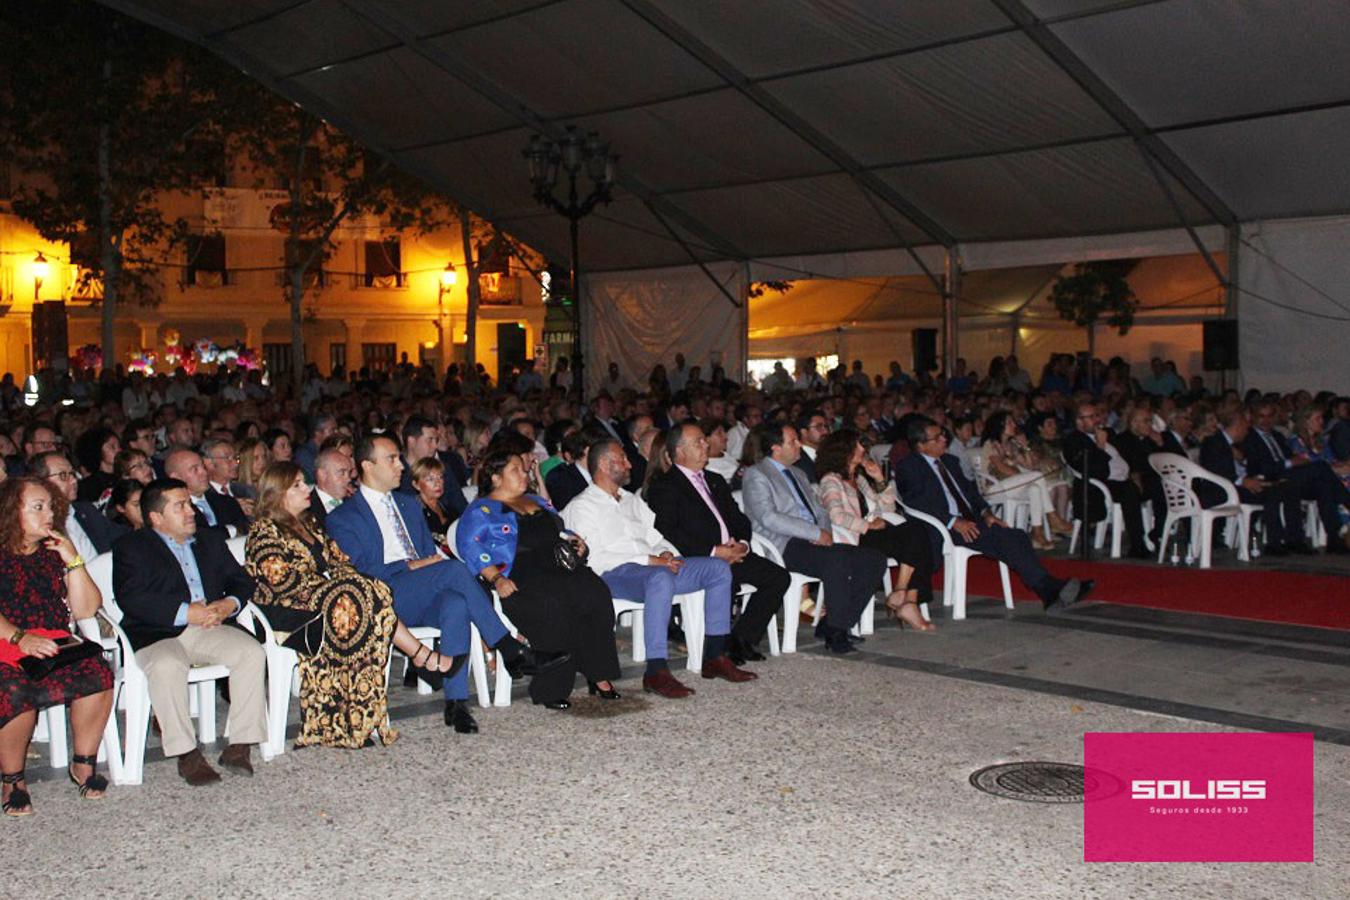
896, 418, 1092, 611
1243, 402, 1350, 554
399, 415, 467, 522
1198, 408, 1302, 553
328, 434, 560, 734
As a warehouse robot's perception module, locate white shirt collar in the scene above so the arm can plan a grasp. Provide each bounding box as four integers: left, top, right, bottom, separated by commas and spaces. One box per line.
359, 482, 391, 505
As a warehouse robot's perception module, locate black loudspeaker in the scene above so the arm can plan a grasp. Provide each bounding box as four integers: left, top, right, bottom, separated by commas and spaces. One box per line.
31, 300, 69, 370
1203, 320, 1239, 371
912, 328, 938, 373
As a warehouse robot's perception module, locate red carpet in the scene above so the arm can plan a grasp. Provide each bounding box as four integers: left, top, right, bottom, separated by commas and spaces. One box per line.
945, 557, 1350, 631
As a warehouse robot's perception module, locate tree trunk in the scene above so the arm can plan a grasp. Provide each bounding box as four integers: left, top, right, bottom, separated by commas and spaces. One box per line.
459, 205, 480, 388
97, 39, 117, 369
1087, 322, 1096, 361
290, 271, 305, 394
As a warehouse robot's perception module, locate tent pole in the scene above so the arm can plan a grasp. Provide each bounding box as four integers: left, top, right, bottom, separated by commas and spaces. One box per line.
943, 248, 961, 379
1225, 225, 1241, 394
740, 260, 751, 385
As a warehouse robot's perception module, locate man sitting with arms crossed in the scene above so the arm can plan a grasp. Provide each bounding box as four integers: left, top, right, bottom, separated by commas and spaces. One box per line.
646, 423, 790, 666
112, 478, 267, 785
327, 434, 561, 734
742, 423, 887, 654
896, 417, 1092, 611
563, 438, 755, 698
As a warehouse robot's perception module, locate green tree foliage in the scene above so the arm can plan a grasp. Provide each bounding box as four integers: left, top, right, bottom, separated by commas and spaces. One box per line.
0, 0, 225, 362
1050, 260, 1139, 356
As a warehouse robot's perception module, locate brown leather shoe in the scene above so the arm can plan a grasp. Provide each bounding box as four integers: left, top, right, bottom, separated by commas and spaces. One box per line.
701, 655, 758, 683
642, 668, 695, 699
176, 748, 221, 786
218, 743, 255, 777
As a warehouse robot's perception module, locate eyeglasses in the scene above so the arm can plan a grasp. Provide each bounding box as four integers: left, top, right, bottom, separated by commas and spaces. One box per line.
208, 455, 241, 463
48, 470, 78, 481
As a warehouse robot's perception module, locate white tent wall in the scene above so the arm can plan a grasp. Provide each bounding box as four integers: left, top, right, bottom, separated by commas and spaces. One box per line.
751, 319, 1013, 382
1238, 216, 1350, 394
582, 262, 747, 397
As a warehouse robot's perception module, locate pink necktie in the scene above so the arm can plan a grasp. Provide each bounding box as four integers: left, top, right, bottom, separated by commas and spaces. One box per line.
692, 470, 731, 544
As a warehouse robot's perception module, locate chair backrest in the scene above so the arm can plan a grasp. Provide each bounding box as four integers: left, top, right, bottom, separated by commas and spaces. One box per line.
1060, 456, 1111, 504
732, 490, 745, 513
446, 517, 460, 558
1149, 452, 1236, 511
86, 552, 120, 624
226, 535, 247, 565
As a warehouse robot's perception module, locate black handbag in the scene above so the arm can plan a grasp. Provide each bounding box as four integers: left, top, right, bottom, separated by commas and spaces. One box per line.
19, 637, 103, 681
280, 614, 325, 657
553, 529, 588, 572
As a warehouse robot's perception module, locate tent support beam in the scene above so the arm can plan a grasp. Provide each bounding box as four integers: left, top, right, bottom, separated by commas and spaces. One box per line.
1224, 226, 1240, 319
1134, 148, 1229, 287
620, 0, 956, 281
332, 1, 749, 266
989, 0, 1236, 228
640, 199, 743, 308
943, 250, 961, 379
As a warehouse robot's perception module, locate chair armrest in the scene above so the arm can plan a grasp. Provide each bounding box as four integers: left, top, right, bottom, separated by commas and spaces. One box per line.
1088, 477, 1113, 505
1188, 467, 1241, 507
238, 601, 279, 645
831, 524, 859, 546
879, 511, 903, 526
899, 503, 954, 554
749, 533, 785, 566
97, 610, 141, 680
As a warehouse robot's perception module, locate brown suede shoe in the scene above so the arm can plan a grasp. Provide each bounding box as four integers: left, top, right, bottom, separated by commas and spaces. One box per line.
700, 654, 758, 682
176, 748, 221, 786
218, 743, 255, 777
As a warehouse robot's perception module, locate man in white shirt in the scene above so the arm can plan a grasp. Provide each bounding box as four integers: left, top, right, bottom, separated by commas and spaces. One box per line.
563, 439, 754, 698
202, 438, 255, 514
1064, 403, 1148, 559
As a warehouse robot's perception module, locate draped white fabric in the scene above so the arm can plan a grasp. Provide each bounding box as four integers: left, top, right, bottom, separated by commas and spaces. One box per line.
582, 263, 747, 396
1239, 217, 1350, 393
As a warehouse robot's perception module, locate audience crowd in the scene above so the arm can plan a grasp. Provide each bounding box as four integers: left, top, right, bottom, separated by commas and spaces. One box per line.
1, 349, 1348, 810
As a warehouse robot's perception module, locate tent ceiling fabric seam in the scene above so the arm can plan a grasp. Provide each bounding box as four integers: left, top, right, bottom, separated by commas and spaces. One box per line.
618, 0, 956, 250
989, 0, 1235, 227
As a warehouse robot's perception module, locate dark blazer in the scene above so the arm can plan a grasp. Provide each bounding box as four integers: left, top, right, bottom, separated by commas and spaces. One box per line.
1111, 431, 1162, 478
111, 526, 256, 651
73, 500, 129, 555
399, 457, 466, 521
645, 467, 751, 556
327, 488, 437, 583
191, 490, 249, 534
1197, 431, 1241, 507
1241, 429, 1291, 481
895, 451, 989, 560
308, 490, 330, 525
1160, 430, 1188, 458
1062, 429, 1116, 520
545, 463, 589, 511
793, 450, 819, 484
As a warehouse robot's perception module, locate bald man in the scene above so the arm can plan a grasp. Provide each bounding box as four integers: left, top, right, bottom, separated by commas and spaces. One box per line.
164, 447, 250, 536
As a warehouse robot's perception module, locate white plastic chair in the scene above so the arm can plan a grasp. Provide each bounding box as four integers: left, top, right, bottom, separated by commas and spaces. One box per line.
970, 448, 1035, 535
30, 614, 122, 779
226, 536, 294, 760
1062, 459, 1125, 559
733, 489, 820, 654
898, 503, 1013, 621
1149, 453, 1256, 569
86, 552, 229, 786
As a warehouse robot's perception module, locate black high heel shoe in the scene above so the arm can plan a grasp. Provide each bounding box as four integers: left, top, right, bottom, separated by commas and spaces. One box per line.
534, 698, 571, 710
407, 645, 467, 692
587, 680, 621, 700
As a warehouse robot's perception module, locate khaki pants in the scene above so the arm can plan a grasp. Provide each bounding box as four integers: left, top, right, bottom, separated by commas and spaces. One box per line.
135, 624, 268, 758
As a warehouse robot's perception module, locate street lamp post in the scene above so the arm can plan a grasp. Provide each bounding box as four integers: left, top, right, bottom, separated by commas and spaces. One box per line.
438, 261, 457, 376
523, 126, 616, 396
32, 252, 49, 302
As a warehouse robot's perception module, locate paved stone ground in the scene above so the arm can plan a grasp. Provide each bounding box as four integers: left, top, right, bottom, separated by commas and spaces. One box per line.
10, 593, 1350, 899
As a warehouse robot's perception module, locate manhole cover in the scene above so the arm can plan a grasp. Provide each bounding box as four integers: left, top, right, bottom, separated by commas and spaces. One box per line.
969, 762, 1093, 803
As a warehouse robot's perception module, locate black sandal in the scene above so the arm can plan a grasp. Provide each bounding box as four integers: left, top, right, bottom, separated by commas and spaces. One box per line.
407, 645, 467, 692
68, 753, 108, 800
2, 771, 32, 817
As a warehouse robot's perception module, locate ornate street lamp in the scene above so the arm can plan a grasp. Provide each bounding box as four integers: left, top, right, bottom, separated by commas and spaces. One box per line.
523, 126, 616, 395
32, 252, 49, 301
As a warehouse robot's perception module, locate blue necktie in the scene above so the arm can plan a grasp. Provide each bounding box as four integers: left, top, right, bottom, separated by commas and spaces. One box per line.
782, 469, 817, 524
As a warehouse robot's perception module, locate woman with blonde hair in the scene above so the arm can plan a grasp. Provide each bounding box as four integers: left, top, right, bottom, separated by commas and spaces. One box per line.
234, 437, 269, 495
245, 462, 461, 749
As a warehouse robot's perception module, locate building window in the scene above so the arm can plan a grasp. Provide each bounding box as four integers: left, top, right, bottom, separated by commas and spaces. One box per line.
186, 233, 228, 287
329, 342, 347, 375
263, 343, 294, 378
362, 342, 396, 373
363, 238, 403, 288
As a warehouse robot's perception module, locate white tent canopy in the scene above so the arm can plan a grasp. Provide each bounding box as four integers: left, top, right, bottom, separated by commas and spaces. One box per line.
102, 0, 1350, 392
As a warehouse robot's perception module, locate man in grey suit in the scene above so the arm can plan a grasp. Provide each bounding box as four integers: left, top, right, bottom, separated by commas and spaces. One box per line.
742, 423, 887, 653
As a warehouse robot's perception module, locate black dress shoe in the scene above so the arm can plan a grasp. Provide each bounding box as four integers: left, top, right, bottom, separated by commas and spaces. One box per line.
587, 681, 621, 700
534, 699, 571, 710
497, 636, 572, 680
727, 635, 766, 665
444, 700, 479, 734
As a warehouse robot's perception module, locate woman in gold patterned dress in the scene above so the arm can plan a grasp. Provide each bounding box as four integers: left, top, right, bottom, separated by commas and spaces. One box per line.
245, 462, 462, 749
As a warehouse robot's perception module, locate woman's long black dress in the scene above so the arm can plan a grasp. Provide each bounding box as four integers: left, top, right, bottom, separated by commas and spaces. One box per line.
502, 508, 620, 704
853, 486, 936, 606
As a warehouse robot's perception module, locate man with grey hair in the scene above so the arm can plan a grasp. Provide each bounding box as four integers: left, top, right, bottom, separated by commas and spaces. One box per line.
309, 447, 355, 523
202, 437, 255, 515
